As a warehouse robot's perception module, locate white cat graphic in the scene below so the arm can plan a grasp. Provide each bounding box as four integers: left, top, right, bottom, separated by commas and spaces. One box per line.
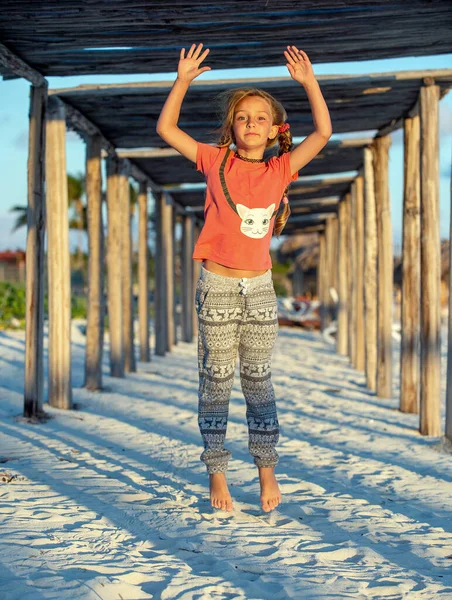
236, 203, 275, 239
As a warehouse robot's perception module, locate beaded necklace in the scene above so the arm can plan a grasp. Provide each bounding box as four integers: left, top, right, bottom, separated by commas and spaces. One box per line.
234, 152, 265, 164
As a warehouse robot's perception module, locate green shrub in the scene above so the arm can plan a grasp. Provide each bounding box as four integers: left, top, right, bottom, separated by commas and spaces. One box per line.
0, 282, 26, 328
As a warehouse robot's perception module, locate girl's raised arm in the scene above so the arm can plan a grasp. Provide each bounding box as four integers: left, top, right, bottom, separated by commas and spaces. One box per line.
284, 46, 332, 175
156, 43, 211, 163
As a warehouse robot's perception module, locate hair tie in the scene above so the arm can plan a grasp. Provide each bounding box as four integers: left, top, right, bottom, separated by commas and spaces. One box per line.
278, 123, 290, 134
282, 195, 289, 204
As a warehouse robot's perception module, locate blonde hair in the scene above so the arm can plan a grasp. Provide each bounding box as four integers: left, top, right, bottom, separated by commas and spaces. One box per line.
216, 88, 292, 237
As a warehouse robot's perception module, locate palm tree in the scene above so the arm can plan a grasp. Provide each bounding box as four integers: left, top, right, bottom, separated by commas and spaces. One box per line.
67, 173, 85, 268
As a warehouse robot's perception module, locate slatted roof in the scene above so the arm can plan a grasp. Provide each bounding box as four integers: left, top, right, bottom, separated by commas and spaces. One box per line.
50, 70, 452, 159
1, 1, 452, 80
112, 139, 370, 185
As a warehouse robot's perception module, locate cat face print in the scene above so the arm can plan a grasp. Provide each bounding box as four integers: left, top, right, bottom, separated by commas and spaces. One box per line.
236, 203, 275, 239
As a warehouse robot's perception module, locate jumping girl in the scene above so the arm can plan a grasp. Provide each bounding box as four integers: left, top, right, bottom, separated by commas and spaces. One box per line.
157, 43, 331, 513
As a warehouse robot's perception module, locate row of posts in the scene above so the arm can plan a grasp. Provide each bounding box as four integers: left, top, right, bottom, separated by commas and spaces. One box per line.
317, 82, 448, 438
25, 91, 200, 417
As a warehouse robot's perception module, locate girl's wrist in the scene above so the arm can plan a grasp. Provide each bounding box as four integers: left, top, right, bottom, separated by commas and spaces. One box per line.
175, 76, 191, 86
300, 77, 319, 90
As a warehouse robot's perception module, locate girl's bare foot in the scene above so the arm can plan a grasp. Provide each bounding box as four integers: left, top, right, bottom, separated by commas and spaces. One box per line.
258, 467, 281, 512
209, 473, 234, 511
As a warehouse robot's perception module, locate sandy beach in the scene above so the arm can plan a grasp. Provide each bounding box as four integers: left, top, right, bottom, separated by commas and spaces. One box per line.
1, 322, 451, 599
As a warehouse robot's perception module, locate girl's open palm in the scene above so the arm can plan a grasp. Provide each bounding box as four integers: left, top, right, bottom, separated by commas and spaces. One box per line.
284, 46, 314, 84
178, 43, 211, 82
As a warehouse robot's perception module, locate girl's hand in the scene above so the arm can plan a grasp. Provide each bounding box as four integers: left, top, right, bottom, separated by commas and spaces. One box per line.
177, 43, 211, 83
284, 46, 315, 85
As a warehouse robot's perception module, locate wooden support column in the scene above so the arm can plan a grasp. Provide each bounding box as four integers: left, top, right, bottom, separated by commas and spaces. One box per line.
324, 218, 333, 325
155, 192, 168, 356
24, 84, 47, 418
138, 181, 150, 362
337, 196, 349, 356
84, 134, 104, 390
400, 115, 421, 413
106, 156, 124, 377
355, 174, 365, 371
364, 147, 378, 391
419, 83, 441, 436
330, 216, 339, 321
172, 209, 178, 346
446, 146, 452, 441
181, 214, 195, 343
119, 164, 136, 373
164, 198, 175, 352
318, 233, 326, 330
349, 183, 357, 365
46, 97, 72, 409
373, 135, 393, 398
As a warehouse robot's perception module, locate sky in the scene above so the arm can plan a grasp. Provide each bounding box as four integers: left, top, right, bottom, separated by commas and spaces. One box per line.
0, 52, 451, 255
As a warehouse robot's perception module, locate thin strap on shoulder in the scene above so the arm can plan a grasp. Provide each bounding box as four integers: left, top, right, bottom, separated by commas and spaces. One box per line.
219, 148, 238, 215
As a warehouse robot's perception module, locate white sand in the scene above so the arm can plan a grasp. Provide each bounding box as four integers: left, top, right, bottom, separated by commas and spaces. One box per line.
0, 321, 452, 600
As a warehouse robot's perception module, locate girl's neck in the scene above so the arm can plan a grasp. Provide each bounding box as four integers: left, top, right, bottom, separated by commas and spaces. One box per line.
235, 148, 265, 162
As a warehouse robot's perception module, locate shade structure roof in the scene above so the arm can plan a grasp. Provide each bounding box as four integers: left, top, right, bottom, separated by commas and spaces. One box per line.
50, 69, 452, 157
1, 1, 452, 80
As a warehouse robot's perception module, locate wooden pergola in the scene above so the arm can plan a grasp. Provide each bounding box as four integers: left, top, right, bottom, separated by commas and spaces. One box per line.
1, 1, 452, 442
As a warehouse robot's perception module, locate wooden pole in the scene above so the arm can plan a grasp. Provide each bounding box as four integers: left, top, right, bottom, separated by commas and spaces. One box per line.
138, 181, 150, 362
355, 174, 365, 371
119, 165, 136, 373
446, 143, 452, 441
363, 147, 378, 391
373, 135, 393, 398
331, 216, 339, 320
419, 83, 441, 436
155, 192, 167, 356
192, 223, 201, 338
318, 232, 326, 330
24, 84, 47, 418
46, 97, 72, 409
324, 218, 333, 325
172, 208, 178, 346
164, 198, 175, 352
84, 134, 104, 390
181, 214, 195, 343
337, 196, 349, 356
400, 115, 421, 413
106, 156, 124, 377
349, 183, 357, 366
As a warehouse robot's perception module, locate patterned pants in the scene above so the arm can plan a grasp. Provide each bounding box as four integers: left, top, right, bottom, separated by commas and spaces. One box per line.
196, 266, 280, 474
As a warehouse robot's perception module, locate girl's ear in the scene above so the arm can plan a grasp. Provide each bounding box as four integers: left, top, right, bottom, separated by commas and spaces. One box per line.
268, 124, 279, 140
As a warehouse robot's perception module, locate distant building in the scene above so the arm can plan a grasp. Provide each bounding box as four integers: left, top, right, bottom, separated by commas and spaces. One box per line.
0, 250, 26, 284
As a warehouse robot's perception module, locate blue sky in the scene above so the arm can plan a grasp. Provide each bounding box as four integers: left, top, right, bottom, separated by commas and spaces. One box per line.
0, 52, 451, 254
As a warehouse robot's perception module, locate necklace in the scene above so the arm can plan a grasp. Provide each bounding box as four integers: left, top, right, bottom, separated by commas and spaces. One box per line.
234, 152, 265, 164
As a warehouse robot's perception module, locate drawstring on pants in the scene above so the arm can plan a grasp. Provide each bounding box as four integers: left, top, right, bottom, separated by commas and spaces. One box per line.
238, 277, 248, 295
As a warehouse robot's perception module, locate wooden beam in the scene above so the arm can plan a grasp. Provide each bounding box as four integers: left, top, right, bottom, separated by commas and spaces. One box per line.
400, 115, 421, 414
0, 43, 47, 87
106, 156, 124, 377
138, 181, 150, 362
363, 147, 378, 392
355, 175, 365, 371
373, 135, 393, 399
84, 134, 104, 391
46, 97, 72, 409
349, 181, 357, 366
419, 84, 441, 436
24, 84, 47, 418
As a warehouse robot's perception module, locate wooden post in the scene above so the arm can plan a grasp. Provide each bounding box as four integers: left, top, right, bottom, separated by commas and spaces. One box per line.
419, 83, 441, 436
446, 144, 452, 441
400, 115, 421, 413
24, 84, 47, 418
84, 134, 104, 390
164, 198, 175, 352
318, 233, 326, 330
181, 214, 195, 343
373, 135, 393, 398
337, 196, 349, 356
46, 97, 72, 409
330, 216, 339, 321
324, 218, 333, 325
155, 192, 167, 356
119, 164, 136, 373
138, 181, 150, 362
106, 156, 124, 377
364, 147, 378, 391
355, 174, 365, 371
172, 208, 178, 346
349, 183, 357, 365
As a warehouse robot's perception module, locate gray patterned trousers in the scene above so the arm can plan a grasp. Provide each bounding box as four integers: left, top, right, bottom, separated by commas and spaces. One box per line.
196, 266, 280, 474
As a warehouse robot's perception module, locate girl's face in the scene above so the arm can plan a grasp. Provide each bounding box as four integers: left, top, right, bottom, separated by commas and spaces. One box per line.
232, 96, 279, 151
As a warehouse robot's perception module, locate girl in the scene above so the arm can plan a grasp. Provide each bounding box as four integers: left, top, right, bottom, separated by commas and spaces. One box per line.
157, 43, 331, 513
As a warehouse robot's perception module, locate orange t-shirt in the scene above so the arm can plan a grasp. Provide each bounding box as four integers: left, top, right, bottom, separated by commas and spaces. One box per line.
192, 143, 298, 270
